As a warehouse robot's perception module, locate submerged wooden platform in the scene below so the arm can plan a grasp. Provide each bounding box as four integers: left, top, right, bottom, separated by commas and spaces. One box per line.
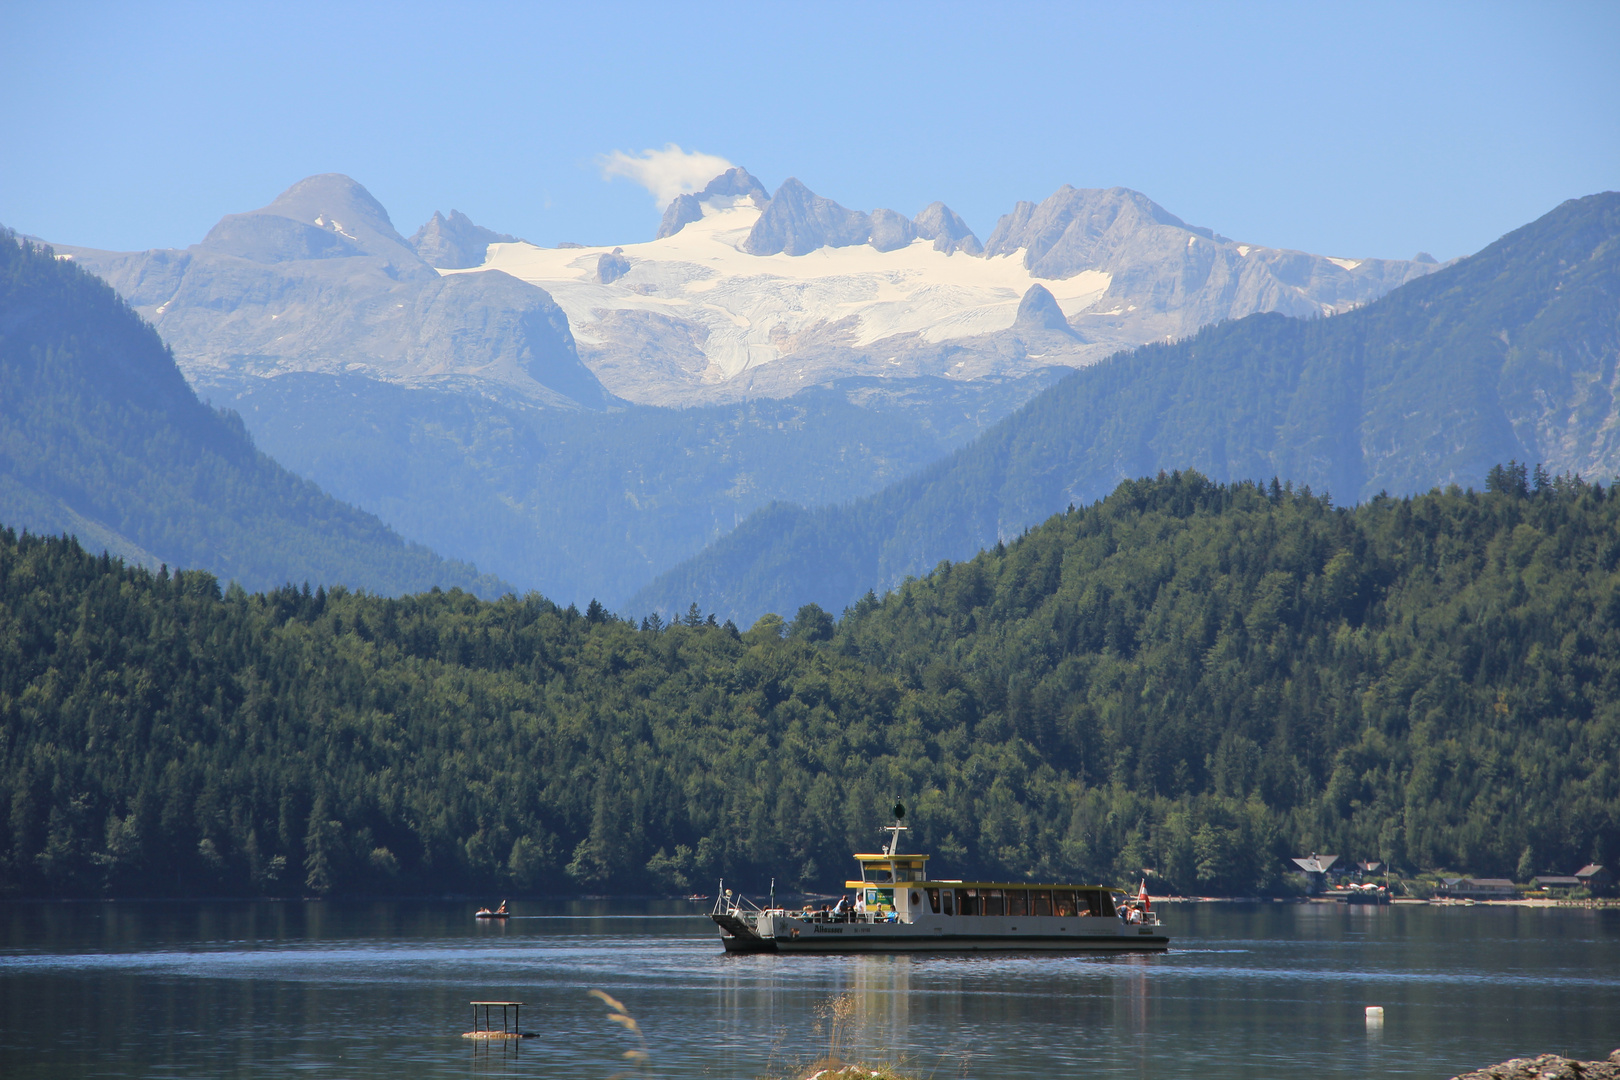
463, 1000, 533, 1039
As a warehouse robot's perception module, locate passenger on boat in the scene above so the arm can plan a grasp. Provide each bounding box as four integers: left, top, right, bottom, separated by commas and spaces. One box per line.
833, 895, 851, 921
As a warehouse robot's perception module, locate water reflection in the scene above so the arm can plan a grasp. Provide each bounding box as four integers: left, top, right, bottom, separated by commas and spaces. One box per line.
0, 901, 1615, 1079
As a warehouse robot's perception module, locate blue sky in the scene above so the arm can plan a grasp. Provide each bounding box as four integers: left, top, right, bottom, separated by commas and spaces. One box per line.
3, 1, 1615, 261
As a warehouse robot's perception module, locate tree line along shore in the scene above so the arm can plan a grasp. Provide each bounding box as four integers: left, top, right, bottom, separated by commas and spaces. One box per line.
2, 467, 1617, 899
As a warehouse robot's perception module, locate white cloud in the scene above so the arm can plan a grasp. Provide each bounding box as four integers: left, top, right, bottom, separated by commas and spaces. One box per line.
600, 144, 735, 206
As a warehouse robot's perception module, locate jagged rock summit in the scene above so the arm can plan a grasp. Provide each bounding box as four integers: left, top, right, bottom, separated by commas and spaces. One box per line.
657, 167, 770, 238
409, 209, 521, 270
983, 185, 1427, 331
915, 201, 984, 255
735, 175, 985, 258
743, 177, 875, 255
54, 175, 611, 411
1014, 283, 1079, 336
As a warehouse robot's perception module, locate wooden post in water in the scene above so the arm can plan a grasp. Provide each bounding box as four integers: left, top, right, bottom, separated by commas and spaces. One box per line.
465, 1001, 530, 1039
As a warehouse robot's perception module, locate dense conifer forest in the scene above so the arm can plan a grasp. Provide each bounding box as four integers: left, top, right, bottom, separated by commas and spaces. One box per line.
3, 467, 1616, 898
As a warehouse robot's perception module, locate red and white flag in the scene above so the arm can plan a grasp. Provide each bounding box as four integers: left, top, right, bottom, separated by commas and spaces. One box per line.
1138, 880, 1151, 912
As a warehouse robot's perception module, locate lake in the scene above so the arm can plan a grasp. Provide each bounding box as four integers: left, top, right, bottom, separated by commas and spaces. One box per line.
0, 899, 1616, 1079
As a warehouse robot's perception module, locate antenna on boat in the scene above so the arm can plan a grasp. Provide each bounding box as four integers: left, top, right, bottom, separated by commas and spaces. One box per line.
883, 802, 907, 856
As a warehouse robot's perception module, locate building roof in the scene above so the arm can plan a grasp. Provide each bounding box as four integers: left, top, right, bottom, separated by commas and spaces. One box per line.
1463, 878, 1516, 888
1575, 864, 1610, 878
1358, 861, 1384, 873
1291, 855, 1339, 874
1532, 876, 1582, 887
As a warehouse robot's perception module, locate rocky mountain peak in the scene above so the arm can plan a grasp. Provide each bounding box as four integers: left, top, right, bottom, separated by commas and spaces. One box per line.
265, 173, 399, 232
597, 247, 631, 284
984, 186, 1193, 273
1013, 283, 1077, 336
742, 178, 872, 256
409, 209, 520, 270
868, 208, 917, 252
198, 173, 429, 275
914, 202, 983, 255
657, 167, 773, 239
697, 167, 769, 205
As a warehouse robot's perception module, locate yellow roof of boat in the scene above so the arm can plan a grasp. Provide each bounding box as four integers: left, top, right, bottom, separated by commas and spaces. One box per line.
853, 853, 929, 861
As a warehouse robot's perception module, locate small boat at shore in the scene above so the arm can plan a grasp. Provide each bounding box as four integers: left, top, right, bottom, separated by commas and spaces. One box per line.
711, 809, 1168, 954
684, 893, 710, 902
474, 901, 510, 919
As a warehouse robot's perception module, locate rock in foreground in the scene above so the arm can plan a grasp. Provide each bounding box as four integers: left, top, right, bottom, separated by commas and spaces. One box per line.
1452, 1051, 1620, 1080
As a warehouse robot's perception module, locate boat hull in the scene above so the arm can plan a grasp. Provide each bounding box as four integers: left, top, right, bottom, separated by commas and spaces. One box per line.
713, 913, 1168, 954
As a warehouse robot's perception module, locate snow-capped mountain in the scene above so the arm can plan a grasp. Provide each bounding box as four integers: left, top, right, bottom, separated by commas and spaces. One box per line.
443, 170, 1438, 405
51, 170, 1437, 412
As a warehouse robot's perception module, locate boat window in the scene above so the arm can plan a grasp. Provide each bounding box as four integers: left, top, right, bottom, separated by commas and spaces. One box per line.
1081, 890, 1103, 917
984, 889, 1004, 916
1095, 890, 1116, 918
942, 889, 954, 915
1031, 890, 1052, 917
957, 888, 979, 916
1007, 889, 1027, 917
1053, 890, 1078, 917
926, 888, 941, 913
866, 867, 893, 883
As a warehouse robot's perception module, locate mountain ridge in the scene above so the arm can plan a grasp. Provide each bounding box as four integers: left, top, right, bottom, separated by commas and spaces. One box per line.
630, 190, 1620, 624
0, 229, 508, 597
54, 174, 611, 410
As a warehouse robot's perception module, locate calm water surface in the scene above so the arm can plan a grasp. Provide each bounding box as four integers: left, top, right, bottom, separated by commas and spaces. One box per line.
1, 899, 1616, 1079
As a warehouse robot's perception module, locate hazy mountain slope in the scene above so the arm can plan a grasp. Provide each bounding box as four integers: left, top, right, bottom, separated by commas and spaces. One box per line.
56, 175, 608, 409
216, 368, 1067, 606
0, 231, 506, 596
632, 192, 1620, 623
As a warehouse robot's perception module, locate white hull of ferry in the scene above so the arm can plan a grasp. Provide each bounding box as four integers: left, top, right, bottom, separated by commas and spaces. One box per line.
713, 816, 1169, 954
714, 911, 1168, 953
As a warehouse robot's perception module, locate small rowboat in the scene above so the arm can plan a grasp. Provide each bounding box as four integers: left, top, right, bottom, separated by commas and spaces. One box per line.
475, 902, 510, 919
685, 894, 710, 902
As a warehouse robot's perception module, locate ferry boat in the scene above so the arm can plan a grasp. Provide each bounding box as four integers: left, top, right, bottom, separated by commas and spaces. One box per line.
710, 815, 1167, 953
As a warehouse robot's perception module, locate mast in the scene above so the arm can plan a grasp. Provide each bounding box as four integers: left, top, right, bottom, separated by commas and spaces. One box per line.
882, 802, 907, 856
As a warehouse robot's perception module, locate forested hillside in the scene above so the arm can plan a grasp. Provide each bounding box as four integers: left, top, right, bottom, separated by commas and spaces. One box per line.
0, 231, 504, 596
4, 468, 1616, 898
635, 191, 1620, 624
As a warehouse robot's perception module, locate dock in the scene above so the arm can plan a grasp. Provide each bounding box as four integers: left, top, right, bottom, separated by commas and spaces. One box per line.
462, 1000, 535, 1039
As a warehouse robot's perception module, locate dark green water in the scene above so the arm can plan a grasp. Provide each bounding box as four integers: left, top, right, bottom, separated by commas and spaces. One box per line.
0, 900, 1615, 1078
